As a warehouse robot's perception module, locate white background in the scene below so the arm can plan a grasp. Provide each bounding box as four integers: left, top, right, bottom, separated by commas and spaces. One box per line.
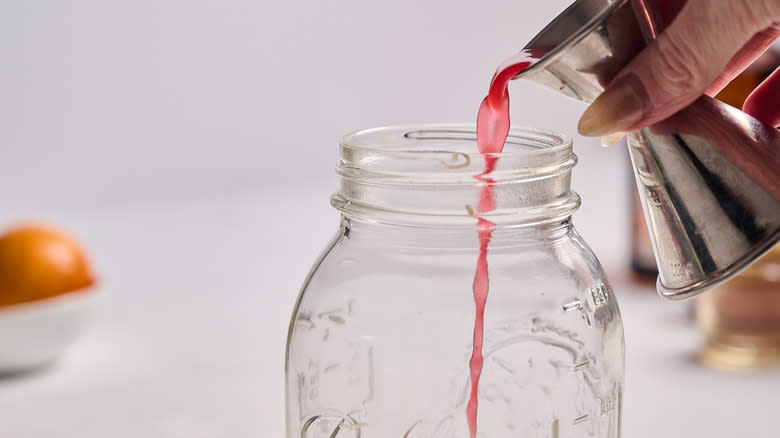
0, 0, 628, 297
0, 0, 620, 217
1, 1, 778, 437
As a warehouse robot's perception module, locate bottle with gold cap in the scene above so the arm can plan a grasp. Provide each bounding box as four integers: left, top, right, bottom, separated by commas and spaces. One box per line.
697, 246, 780, 370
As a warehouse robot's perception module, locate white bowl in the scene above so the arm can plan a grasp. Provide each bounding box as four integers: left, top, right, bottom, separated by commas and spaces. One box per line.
0, 291, 95, 374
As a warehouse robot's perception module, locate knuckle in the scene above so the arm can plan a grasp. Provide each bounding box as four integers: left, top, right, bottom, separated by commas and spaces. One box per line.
752, 0, 780, 27
728, 0, 778, 33
650, 34, 705, 93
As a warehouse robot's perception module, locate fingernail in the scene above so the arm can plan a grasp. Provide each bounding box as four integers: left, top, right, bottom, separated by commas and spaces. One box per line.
600, 132, 625, 147
578, 74, 649, 137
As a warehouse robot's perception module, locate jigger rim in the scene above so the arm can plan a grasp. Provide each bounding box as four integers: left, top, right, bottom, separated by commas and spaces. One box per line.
658, 233, 780, 300
519, 0, 629, 78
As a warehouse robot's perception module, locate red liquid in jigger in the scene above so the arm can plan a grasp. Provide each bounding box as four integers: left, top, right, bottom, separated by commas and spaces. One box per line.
468, 52, 535, 438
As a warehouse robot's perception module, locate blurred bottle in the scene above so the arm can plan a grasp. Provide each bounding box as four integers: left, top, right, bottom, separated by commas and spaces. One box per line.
697, 245, 780, 370
695, 46, 780, 370
714, 48, 779, 109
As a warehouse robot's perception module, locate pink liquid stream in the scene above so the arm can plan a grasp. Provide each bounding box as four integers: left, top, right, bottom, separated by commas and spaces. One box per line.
467, 52, 536, 438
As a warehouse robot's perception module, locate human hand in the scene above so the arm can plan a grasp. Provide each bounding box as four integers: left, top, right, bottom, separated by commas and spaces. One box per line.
578, 0, 780, 138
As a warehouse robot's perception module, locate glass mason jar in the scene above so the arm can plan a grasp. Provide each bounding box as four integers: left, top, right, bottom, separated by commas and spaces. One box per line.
286, 125, 624, 438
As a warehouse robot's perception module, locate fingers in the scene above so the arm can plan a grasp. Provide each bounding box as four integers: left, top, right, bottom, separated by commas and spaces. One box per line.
743, 66, 780, 126
578, 0, 780, 137
706, 26, 780, 96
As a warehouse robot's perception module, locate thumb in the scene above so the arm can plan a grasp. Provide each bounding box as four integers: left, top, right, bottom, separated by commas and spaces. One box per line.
578, 0, 779, 137
743, 66, 780, 127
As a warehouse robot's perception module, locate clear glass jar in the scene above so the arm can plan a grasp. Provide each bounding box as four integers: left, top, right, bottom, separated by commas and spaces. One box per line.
286, 125, 624, 438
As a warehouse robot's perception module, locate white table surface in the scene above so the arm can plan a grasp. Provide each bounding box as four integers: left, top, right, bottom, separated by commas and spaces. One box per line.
0, 182, 778, 438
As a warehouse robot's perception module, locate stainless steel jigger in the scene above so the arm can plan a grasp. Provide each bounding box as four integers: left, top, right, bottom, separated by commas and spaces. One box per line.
518, 0, 780, 300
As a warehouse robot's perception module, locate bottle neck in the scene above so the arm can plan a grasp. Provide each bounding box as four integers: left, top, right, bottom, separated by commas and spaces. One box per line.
338, 214, 575, 250
332, 168, 580, 229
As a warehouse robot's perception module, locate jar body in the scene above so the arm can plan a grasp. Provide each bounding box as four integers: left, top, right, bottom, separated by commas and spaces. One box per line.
286, 220, 623, 437
286, 124, 624, 438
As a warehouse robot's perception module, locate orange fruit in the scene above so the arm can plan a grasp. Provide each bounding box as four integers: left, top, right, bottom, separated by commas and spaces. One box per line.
0, 224, 95, 307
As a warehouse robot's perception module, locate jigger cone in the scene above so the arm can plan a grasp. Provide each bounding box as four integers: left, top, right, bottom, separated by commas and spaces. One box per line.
518, 0, 780, 299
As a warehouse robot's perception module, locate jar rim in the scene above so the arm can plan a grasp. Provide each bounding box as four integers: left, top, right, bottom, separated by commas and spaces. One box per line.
341, 123, 573, 159
338, 124, 576, 184
333, 124, 581, 227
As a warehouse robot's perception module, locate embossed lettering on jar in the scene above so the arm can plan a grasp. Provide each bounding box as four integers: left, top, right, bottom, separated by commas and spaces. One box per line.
286, 125, 625, 438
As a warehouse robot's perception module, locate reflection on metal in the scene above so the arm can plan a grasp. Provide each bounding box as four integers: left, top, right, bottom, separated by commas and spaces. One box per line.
521, 0, 780, 299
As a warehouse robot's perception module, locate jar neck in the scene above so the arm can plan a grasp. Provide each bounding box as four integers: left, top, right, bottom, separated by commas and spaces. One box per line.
332, 125, 580, 228
339, 214, 576, 250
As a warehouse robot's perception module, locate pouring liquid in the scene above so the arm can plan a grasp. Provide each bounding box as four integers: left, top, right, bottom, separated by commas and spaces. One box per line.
468, 51, 537, 438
